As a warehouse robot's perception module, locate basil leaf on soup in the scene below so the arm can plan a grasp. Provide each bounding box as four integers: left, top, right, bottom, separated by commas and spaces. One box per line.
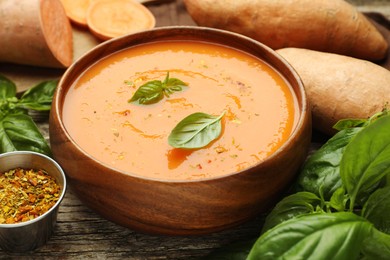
248, 212, 373, 260
129, 72, 187, 104
129, 80, 164, 104
130, 80, 164, 104
261, 191, 322, 233
362, 186, 390, 234
168, 111, 225, 149
162, 72, 187, 95
340, 115, 390, 210
17, 80, 58, 111
0, 114, 52, 156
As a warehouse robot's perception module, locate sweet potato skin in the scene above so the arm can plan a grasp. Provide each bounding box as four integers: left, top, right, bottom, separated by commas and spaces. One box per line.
276, 47, 390, 135
0, 0, 73, 68
184, 0, 388, 61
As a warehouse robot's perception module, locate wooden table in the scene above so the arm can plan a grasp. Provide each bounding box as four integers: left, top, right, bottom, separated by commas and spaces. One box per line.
1, 0, 389, 259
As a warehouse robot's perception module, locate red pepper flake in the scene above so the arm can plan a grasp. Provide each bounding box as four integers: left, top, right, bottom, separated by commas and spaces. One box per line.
0, 168, 61, 224
28, 178, 38, 186
114, 109, 131, 116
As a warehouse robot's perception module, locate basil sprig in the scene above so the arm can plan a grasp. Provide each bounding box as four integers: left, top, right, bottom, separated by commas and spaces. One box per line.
296, 109, 389, 201
0, 75, 56, 156
129, 72, 187, 104
206, 110, 390, 260
168, 111, 225, 149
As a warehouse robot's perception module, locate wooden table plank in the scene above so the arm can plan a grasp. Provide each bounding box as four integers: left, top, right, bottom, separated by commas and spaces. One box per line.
1, 0, 390, 259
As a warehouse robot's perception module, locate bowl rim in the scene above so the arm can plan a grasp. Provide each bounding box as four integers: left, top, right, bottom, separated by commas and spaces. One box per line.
52, 25, 310, 183
0, 151, 67, 228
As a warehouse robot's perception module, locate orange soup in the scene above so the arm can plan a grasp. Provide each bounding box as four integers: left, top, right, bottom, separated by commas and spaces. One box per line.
62, 40, 298, 180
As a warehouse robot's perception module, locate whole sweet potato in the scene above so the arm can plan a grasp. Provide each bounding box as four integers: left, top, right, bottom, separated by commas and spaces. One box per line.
277, 47, 390, 135
184, 0, 388, 61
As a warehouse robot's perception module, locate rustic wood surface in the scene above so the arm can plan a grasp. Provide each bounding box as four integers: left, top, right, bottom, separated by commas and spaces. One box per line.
1, 0, 389, 259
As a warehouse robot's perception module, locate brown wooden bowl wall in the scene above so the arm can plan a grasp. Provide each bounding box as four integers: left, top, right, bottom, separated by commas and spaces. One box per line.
49, 26, 311, 235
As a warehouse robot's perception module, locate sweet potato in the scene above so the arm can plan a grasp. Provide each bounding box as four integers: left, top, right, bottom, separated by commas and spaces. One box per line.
60, 0, 95, 28
86, 0, 156, 41
183, 0, 388, 61
276, 47, 390, 135
0, 0, 73, 68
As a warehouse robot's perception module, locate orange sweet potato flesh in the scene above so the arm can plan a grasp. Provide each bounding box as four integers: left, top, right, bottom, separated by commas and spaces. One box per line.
86, 0, 156, 41
184, 0, 388, 61
277, 48, 390, 135
60, 0, 94, 28
0, 0, 73, 68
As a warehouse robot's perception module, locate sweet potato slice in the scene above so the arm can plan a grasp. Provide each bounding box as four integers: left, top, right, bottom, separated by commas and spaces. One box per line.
184, 0, 388, 61
277, 47, 390, 135
86, 0, 156, 41
0, 0, 73, 68
60, 0, 95, 28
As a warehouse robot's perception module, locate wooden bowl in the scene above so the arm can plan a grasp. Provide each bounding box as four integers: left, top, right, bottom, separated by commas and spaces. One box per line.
49, 26, 311, 235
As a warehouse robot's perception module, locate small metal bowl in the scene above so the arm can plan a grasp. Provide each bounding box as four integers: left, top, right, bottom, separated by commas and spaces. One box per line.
0, 151, 66, 252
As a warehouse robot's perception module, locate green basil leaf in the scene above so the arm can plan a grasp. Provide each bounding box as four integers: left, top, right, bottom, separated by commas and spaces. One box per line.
340, 115, 390, 210
261, 192, 322, 233
385, 173, 390, 187
339, 109, 390, 132
0, 75, 16, 100
362, 186, 390, 234
165, 78, 186, 91
361, 227, 390, 260
162, 72, 186, 96
168, 111, 225, 149
129, 72, 186, 104
129, 80, 164, 104
329, 187, 347, 212
333, 118, 367, 131
18, 80, 58, 111
248, 212, 373, 260
295, 127, 362, 200
0, 114, 51, 156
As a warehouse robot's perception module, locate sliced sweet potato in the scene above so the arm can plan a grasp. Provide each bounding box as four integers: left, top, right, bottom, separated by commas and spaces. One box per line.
0, 0, 73, 68
86, 0, 156, 41
60, 0, 95, 28
277, 47, 390, 135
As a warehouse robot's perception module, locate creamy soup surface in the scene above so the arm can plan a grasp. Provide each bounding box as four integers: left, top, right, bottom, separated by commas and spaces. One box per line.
62, 40, 298, 180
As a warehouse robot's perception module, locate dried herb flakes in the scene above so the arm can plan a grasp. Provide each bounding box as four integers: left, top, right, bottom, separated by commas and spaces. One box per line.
0, 168, 60, 224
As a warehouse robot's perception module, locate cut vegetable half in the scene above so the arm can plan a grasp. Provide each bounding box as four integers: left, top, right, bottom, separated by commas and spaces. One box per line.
0, 0, 73, 68
60, 0, 95, 27
86, 0, 156, 41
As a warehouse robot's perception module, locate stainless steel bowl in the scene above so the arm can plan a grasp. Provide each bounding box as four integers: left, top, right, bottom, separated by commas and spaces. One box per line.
0, 151, 66, 252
